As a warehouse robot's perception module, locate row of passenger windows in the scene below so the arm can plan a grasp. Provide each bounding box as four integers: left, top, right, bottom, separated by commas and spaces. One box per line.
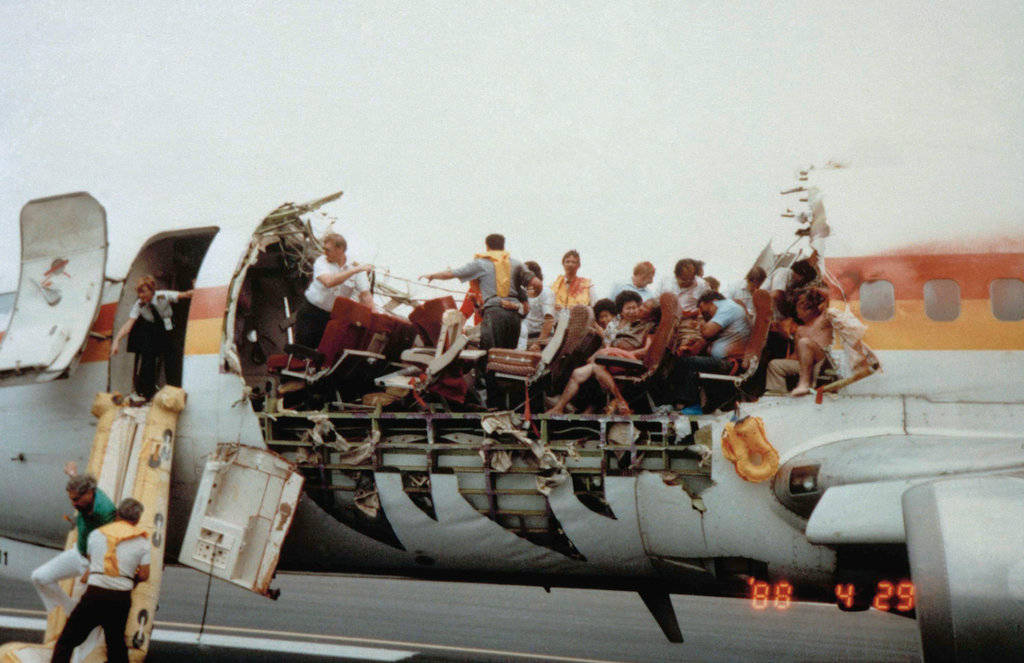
859, 278, 1024, 322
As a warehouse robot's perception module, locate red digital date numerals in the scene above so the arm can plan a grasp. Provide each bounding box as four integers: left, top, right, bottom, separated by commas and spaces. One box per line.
872, 580, 915, 612
748, 578, 792, 610
833, 580, 914, 612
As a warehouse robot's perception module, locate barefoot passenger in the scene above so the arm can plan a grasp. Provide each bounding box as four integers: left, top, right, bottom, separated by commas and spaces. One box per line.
546, 291, 653, 415
766, 288, 833, 396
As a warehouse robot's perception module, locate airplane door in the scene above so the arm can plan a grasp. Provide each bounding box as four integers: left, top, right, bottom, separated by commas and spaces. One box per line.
0, 192, 107, 386
178, 444, 303, 597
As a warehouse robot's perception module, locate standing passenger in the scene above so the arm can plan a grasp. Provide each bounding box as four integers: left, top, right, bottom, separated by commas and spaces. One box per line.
518, 261, 555, 351
110, 275, 193, 401
294, 233, 374, 348
551, 250, 595, 310
50, 498, 150, 663
420, 234, 537, 350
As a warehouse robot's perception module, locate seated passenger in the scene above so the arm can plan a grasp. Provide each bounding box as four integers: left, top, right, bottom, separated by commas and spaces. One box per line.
654, 258, 710, 355
657, 258, 709, 319
546, 291, 652, 415
769, 255, 823, 322
748, 255, 824, 396
518, 260, 555, 351
592, 298, 618, 343
551, 250, 595, 310
609, 261, 656, 302
766, 288, 833, 396
295, 233, 374, 348
726, 266, 768, 319
664, 291, 751, 415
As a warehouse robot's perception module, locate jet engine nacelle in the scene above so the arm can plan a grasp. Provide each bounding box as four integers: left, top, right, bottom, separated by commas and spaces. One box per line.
903, 476, 1024, 661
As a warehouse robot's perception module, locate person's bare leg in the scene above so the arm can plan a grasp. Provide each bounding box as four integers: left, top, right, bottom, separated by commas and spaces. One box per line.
790, 337, 824, 396
593, 365, 631, 413
547, 364, 594, 413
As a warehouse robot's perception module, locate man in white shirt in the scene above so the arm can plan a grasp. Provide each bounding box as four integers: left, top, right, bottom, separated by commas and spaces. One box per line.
657, 258, 710, 318
295, 233, 374, 348
51, 498, 151, 663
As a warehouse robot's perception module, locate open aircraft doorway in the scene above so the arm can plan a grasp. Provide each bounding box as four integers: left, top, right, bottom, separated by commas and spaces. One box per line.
108, 228, 218, 396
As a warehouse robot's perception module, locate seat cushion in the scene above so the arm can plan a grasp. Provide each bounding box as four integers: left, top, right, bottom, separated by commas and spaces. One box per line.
594, 354, 645, 375
488, 361, 537, 377
486, 349, 542, 375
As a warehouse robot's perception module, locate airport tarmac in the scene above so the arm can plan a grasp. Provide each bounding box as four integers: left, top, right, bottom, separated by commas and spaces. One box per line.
1, 566, 922, 662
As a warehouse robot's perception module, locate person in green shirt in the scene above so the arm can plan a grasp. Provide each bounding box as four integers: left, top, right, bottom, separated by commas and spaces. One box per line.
30, 463, 116, 613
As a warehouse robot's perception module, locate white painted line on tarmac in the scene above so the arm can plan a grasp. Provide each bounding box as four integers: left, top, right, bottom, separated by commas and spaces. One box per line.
0, 610, 626, 663
154, 629, 415, 661
0, 615, 415, 661
0, 616, 42, 630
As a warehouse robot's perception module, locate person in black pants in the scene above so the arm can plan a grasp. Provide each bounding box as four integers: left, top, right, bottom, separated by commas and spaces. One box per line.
50, 498, 150, 663
111, 275, 192, 401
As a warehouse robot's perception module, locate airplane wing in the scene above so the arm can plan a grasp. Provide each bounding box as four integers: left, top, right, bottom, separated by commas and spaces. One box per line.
902, 474, 1024, 661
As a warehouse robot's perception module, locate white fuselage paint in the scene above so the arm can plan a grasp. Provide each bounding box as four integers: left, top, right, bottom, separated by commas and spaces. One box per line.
3, 350, 1021, 591
1, 217, 1022, 596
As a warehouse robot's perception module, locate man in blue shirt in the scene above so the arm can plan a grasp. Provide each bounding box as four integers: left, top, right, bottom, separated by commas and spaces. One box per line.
664, 291, 751, 414
609, 261, 656, 302
30, 465, 116, 614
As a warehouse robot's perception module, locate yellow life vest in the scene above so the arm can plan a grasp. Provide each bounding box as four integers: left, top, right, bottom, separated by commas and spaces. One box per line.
473, 250, 511, 298
721, 416, 779, 483
551, 275, 592, 308
98, 520, 148, 577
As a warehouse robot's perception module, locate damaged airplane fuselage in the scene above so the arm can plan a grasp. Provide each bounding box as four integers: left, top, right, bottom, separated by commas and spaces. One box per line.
0, 178, 1022, 657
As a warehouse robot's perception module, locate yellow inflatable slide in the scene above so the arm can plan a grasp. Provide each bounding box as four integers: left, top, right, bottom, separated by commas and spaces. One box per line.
0, 386, 185, 663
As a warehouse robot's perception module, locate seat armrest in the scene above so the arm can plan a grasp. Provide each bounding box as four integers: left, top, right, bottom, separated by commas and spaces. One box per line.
283, 343, 325, 365
594, 355, 645, 371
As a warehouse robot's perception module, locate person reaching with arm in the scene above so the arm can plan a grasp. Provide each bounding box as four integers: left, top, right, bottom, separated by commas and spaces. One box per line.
30, 465, 116, 617
110, 275, 193, 401
51, 498, 150, 663
294, 233, 374, 348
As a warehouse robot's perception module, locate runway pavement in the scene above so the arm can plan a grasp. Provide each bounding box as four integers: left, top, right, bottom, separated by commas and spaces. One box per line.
1, 566, 922, 662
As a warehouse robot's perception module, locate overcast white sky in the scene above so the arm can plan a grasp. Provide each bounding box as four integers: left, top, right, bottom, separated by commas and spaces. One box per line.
1, 1, 1022, 297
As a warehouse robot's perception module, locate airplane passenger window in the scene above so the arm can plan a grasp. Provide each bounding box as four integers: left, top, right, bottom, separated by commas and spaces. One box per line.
858, 280, 894, 321
924, 279, 960, 321
990, 278, 1024, 321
